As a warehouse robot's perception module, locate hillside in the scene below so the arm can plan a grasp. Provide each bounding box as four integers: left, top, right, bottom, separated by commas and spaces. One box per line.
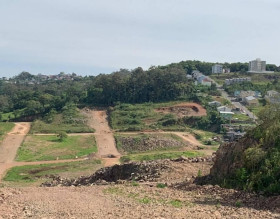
207, 104, 280, 195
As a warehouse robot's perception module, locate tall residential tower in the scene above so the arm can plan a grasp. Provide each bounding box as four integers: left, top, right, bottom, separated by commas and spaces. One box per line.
248, 58, 266, 73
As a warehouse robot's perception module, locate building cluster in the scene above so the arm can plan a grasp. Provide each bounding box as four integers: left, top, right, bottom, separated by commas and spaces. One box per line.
191, 70, 212, 86
264, 90, 280, 104
1, 73, 82, 84
208, 100, 246, 141
211, 58, 274, 75
212, 64, 230, 74
225, 77, 251, 86
234, 90, 260, 106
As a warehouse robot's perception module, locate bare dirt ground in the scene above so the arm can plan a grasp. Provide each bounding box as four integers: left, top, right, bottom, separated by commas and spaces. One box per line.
0, 111, 279, 218
155, 102, 207, 117
0, 162, 279, 218
0, 123, 31, 181
84, 109, 121, 166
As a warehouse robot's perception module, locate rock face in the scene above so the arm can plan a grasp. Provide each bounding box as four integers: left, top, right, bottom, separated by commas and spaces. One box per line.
206, 137, 257, 184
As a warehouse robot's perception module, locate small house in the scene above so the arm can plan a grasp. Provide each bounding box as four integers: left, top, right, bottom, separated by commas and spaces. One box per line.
244, 96, 258, 106
265, 90, 280, 104
220, 111, 235, 120
217, 106, 232, 112
208, 101, 222, 107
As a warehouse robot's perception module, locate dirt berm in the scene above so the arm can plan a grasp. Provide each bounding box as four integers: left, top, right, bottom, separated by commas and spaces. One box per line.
42, 156, 214, 187
42, 161, 170, 187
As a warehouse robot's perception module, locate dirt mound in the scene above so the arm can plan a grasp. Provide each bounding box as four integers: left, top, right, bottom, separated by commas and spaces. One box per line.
155, 103, 207, 118
117, 135, 184, 153
41, 157, 215, 187
41, 160, 171, 187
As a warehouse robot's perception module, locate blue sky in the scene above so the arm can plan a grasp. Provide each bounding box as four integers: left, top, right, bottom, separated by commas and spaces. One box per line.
0, 0, 279, 77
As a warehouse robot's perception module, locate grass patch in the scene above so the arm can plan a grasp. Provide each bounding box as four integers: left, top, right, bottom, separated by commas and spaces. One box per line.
248, 105, 264, 116
31, 109, 94, 134
16, 135, 97, 161
210, 72, 280, 85
156, 183, 167, 188
232, 113, 251, 121
193, 130, 221, 146
110, 102, 201, 132
103, 186, 124, 195
1, 109, 25, 121
169, 199, 183, 208
0, 122, 15, 142
138, 197, 151, 204
120, 150, 203, 163
131, 181, 139, 186
103, 185, 195, 208
3, 159, 102, 184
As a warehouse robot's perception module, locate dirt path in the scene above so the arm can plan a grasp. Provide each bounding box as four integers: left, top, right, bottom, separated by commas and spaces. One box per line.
86, 110, 121, 166
0, 123, 31, 180
0, 123, 89, 181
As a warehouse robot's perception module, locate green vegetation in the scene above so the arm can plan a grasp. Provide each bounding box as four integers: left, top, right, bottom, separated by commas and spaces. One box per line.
120, 150, 203, 163
0, 122, 14, 142
218, 104, 280, 195
109, 100, 221, 132
247, 105, 265, 116
211, 72, 280, 86
235, 200, 242, 208
31, 105, 94, 133
104, 185, 195, 208
232, 113, 251, 121
156, 183, 167, 188
16, 135, 97, 161
169, 199, 183, 208
110, 102, 190, 131
193, 130, 221, 145
131, 181, 139, 186
138, 197, 151, 204
57, 131, 68, 142
3, 159, 102, 184
31, 119, 94, 133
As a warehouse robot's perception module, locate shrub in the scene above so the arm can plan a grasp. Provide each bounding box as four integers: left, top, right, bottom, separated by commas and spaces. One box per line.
57, 131, 68, 142
156, 183, 167, 188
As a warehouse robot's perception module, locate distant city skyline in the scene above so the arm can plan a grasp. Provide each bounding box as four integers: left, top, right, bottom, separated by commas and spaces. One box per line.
0, 0, 279, 77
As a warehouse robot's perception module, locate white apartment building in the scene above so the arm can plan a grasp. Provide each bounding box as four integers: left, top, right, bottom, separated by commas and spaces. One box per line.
248, 58, 267, 73
212, 64, 223, 74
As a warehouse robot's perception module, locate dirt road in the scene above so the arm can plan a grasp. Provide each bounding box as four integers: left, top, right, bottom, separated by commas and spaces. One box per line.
87, 110, 120, 166
0, 123, 31, 180
0, 123, 89, 181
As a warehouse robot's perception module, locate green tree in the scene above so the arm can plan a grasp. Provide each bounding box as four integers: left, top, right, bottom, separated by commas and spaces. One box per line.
57, 131, 67, 142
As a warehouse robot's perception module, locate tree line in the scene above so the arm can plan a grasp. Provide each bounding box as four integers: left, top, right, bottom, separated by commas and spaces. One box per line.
0, 66, 196, 120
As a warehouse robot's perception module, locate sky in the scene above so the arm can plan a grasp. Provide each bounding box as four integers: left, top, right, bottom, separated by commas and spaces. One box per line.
0, 0, 279, 77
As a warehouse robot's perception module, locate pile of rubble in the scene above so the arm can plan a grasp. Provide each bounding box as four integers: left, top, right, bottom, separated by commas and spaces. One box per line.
41, 160, 171, 187
41, 155, 215, 187
118, 135, 184, 152
172, 154, 215, 163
